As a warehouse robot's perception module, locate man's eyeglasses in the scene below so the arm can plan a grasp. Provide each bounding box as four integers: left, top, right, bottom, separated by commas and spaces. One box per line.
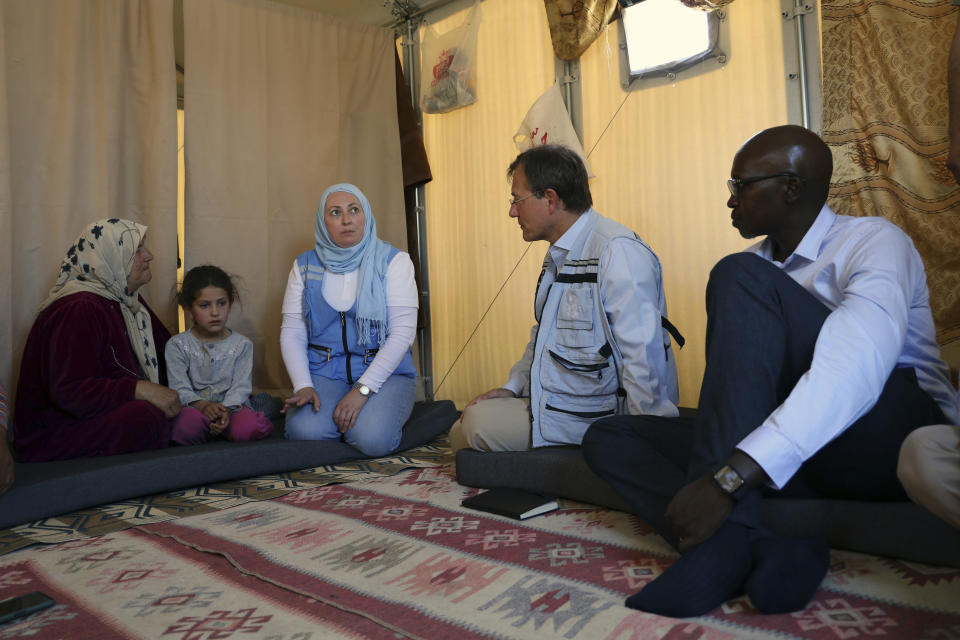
727, 173, 805, 197
509, 193, 539, 207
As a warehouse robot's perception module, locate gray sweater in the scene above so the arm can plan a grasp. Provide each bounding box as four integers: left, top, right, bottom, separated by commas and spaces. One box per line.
165, 329, 253, 409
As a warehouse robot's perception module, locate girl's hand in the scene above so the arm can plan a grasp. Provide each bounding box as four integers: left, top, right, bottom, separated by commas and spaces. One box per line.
282, 387, 320, 413
194, 400, 229, 435
206, 403, 230, 436
333, 388, 368, 433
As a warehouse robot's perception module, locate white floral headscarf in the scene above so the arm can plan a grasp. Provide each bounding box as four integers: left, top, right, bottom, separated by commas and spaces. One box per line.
38, 218, 160, 383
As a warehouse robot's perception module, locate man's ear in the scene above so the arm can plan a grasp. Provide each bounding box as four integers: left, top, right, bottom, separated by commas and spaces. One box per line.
543, 188, 561, 211
783, 176, 804, 204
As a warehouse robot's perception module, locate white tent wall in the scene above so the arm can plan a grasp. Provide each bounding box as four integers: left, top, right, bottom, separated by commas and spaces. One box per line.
420, 0, 789, 409
418, 0, 557, 407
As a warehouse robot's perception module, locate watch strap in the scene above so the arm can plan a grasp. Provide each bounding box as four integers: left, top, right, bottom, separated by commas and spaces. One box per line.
353, 381, 372, 396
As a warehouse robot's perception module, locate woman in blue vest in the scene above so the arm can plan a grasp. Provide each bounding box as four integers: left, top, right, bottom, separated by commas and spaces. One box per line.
279, 183, 418, 456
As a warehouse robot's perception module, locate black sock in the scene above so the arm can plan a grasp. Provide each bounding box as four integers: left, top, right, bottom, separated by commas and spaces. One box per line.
745, 536, 829, 614
625, 521, 753, 618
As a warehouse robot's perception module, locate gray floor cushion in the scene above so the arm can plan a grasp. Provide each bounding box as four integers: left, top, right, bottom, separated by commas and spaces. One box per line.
455, 446, 960, 569
0, 400, 457, 531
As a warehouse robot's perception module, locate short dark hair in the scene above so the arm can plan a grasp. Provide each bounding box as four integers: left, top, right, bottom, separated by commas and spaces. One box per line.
178, 265, 239, 308
507, 145, 592, 214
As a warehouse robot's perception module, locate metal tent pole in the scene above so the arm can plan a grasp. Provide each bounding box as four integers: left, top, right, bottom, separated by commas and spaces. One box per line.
399, 7, 435, 400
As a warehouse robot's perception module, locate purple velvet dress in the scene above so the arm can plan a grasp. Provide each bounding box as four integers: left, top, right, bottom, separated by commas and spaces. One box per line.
13, 292, 173, 462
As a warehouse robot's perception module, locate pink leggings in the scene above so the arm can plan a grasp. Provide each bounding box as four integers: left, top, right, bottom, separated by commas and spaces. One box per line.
172, 406, 271, 446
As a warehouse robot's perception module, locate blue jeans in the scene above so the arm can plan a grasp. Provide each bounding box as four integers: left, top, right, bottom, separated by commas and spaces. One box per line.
284, 373, 416, 457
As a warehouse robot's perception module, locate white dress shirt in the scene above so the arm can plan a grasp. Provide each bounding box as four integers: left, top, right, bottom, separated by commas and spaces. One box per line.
737, 205, 960, 488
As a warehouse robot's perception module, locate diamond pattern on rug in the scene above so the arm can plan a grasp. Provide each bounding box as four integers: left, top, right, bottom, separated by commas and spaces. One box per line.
0, 460, 958, 639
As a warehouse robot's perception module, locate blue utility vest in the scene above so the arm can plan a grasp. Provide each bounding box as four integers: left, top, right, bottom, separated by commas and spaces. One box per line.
296, 250, 417, 384
528, 211, 682, 446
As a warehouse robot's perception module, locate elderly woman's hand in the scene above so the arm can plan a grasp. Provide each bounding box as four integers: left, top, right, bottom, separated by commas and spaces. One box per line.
135, 381, 182, 419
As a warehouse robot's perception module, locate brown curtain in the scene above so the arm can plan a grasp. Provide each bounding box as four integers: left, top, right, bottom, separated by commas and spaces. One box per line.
822, 0, 960, 344
0, 0, 177, 392
183, 0, 406, 393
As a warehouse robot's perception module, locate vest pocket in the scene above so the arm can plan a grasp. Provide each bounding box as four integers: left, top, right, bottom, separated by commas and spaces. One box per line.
543, 344, 618, 397
540, 392, 617, 444
556, 286, 593, 331
308, 344, 332, 361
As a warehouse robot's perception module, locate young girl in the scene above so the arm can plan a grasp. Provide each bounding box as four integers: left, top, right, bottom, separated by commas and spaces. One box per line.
166, 265, 271, 444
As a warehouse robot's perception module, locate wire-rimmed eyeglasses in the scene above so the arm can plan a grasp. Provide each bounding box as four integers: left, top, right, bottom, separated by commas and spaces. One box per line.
509, 193, 539, 208
727, 173, 805, 197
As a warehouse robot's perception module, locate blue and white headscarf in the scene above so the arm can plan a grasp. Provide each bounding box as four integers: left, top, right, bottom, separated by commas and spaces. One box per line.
314, 184, 392, 346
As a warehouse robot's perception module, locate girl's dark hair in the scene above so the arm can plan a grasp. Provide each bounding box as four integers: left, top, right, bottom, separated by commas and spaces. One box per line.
178, 265, 239, 307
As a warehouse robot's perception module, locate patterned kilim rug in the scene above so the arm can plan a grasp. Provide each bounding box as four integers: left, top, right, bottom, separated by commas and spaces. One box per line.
0, 439, 451, 558
0, 458, 958, 638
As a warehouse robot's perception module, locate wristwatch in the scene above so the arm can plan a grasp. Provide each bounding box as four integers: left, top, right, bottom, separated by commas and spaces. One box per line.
713, 464, 744, 498
353, 382, 372, 396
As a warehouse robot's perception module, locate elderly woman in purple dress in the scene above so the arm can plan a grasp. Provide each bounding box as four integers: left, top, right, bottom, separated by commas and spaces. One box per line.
13, 218, 180, 462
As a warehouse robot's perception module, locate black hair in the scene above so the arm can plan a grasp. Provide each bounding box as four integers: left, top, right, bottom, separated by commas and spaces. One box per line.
507, 144, 592, 214
177, 265, 239, 308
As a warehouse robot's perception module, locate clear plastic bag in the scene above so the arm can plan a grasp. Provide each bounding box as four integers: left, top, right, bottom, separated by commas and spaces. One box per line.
419, 1, 481, 114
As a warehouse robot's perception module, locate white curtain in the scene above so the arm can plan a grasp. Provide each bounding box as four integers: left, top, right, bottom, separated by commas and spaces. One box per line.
184, 0, 405, 393
0, 0, 177, 392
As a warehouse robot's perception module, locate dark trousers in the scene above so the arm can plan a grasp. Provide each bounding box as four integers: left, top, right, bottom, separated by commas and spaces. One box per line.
582, 253, 945, 545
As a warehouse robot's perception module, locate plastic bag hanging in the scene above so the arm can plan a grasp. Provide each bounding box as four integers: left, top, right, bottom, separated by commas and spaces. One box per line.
513, 82, 594, 177
419, 1, 481, 114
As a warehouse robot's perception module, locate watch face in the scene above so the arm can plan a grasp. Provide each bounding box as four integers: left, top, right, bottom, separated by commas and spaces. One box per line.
357, 384, 370, 396
714, 465, 743, 494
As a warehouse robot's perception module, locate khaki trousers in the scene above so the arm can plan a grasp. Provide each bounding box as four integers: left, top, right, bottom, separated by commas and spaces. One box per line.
449, 397, 532, 453
898, 424, 960, 530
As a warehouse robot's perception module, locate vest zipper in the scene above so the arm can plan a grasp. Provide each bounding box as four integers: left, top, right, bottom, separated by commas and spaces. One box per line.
340, 312, 353, 384
530, 281, 554, 400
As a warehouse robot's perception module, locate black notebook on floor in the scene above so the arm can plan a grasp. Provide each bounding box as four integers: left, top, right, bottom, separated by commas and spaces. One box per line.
461, 488, 559, 520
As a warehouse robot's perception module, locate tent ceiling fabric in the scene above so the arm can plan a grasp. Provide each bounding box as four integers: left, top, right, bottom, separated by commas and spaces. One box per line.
174, 0, 454, 69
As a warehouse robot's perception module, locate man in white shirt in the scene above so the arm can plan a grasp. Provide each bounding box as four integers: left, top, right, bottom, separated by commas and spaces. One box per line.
449, 145, 680, 452
583, 125, 959, 617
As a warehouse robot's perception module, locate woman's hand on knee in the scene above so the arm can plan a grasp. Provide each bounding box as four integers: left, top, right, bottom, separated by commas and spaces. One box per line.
282, 387, 320, 414
135, 381, 182, 419
333, 388, 368, 433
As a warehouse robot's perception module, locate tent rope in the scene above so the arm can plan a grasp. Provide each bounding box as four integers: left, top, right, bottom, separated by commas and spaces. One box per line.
431, 75, 637, 398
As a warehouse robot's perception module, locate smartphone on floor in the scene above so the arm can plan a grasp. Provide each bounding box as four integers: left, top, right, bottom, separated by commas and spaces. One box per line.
0, 591, 55, 625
